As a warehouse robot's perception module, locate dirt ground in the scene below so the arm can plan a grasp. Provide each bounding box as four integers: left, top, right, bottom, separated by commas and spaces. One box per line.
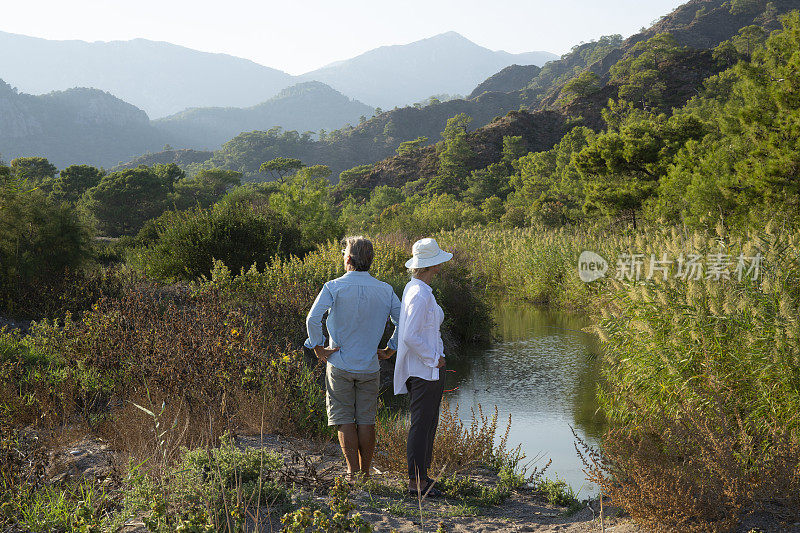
233, 434, 641, 533
234, 434, 800, 533
46, 432, 795, 533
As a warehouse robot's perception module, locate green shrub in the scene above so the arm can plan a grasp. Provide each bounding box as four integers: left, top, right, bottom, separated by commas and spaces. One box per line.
132, 203, 302, 282
2, 481, 110, 532
0, 183, 92, 317
439, 474, 511, 507
268, 165, 344, 251
171, 436, 288, 510
536, 477, 578, 507
118, 436, 289, 532
281, 477, 373, 532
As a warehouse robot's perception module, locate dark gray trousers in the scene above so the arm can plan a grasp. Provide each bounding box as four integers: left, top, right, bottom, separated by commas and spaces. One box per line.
406, 375, 445, 483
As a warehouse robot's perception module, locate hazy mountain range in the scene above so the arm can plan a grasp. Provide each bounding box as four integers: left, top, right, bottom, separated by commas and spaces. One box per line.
0, 79, 375, 167
153, 82, 375, 150
6, 0, 788, 174
296, 32, 557, 110
118, 0, 795, 186
0, 30, 556, 118
0, 31, 293, 119
0, 79, 169, 168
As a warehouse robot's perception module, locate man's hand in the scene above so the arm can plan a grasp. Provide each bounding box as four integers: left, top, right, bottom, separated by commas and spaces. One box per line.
436, 356, 445, 368
377, 347, 396, 360
313, 345, 339, 365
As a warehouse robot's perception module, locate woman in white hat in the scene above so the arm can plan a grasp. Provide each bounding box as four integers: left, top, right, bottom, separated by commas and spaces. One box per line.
391, 237, 452, 497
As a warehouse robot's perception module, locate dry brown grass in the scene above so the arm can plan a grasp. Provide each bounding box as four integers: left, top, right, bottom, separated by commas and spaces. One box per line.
3, 279, 329, 477
577, 388, 800, 533
375, 400, 518, 477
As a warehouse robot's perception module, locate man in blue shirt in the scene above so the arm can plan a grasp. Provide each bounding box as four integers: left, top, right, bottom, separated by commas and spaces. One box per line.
305, 236, 400, 481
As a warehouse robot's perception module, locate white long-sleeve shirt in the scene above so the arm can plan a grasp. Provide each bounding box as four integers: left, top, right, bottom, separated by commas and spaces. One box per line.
393, 277, 445, 394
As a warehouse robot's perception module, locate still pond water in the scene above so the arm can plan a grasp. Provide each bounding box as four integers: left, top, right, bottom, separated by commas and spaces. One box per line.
447, 301, 605, 496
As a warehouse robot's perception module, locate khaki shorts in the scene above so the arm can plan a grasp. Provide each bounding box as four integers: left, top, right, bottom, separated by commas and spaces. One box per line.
325, 363, 380, 426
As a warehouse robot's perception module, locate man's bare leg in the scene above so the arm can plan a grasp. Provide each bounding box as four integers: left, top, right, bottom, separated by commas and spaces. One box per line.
338, 424, 360, 481
357, 424, 376, 479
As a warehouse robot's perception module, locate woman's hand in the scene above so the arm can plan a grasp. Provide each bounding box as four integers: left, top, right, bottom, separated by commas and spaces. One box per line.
377, 347, 396, 360
436, 356, 445, 368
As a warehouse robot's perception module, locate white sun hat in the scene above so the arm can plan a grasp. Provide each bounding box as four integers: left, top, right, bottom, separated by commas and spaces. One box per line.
405, 238, 453, 269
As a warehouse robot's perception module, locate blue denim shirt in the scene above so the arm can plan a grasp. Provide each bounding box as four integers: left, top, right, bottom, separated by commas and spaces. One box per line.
304, 271, 400, 373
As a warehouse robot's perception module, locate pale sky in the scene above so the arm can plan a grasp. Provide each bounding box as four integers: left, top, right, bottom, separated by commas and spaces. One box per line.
1, 0, 686, 75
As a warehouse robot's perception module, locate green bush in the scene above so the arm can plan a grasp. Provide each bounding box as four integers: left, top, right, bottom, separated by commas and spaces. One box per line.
80, 166, 174, 237
132, 203, 302, 282
117, 436, 289, 532
439, 474, 511, 507
281, 477, 373, 533
0, 181, 92, 317
171, 436, 289, 510
536, 477, 578, 507
268, 165, 344, 252
348, 193, 488, 238
1, 480, 110, 532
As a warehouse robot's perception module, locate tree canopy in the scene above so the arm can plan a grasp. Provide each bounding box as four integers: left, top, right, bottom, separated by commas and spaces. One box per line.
259, 157, 305, 183
82, 166, 174, 237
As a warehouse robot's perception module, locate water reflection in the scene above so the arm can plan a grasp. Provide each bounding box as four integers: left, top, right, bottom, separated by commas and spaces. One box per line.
446, 301, 605, 494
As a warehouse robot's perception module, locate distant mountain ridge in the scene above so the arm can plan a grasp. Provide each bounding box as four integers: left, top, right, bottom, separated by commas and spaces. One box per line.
0, 79, 169, 168
298, 32, 557, 109
0, 31, 294, 119
153, 82, 375, 150
10, 0, 791, 177
0, 30, 556, 119
0, 79, 374, 167
0, 29, 557, 166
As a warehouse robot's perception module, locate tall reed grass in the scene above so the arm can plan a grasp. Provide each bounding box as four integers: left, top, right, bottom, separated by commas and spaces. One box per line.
436, 224, 614, 308
437, 220, 800, 529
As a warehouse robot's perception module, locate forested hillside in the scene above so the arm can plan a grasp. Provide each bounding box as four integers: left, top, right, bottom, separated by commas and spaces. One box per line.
0, 80, 170, 168
122, 91, 527, 178
132, 0, 797, 184
468, 64, 542, 98
329, 6, 800, 233
540, 0, 795, 104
